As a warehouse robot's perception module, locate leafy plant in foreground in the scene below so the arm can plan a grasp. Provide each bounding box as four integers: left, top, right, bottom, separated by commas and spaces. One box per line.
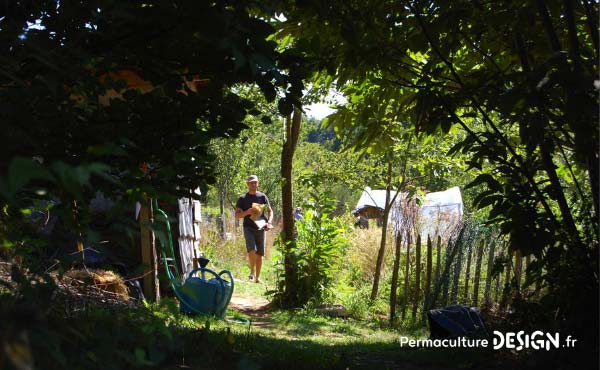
271, 190, 348, 307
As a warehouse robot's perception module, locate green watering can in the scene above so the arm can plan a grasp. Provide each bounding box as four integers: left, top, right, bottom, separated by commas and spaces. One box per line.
153, 200, 234, 317
177, 263, 234, 317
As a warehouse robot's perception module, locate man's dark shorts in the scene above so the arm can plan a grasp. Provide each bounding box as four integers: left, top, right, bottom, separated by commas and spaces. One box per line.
243, 226, 266, 256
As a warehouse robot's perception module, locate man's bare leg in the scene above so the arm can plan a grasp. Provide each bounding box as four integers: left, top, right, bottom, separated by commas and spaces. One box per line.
248, 251, 256, 279
255, 255, 263, 283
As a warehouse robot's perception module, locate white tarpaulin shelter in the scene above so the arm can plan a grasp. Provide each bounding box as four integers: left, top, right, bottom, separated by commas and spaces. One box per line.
415, 187, 463, 239
355, 186, 463, 239
355, 187, 401, 210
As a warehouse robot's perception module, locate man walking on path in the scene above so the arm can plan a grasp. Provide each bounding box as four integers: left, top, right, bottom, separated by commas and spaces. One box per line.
235, 175, 273, 283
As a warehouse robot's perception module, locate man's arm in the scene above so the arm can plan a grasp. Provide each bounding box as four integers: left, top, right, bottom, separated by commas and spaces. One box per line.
235, 207, 251, 219
235, 197, 250, 219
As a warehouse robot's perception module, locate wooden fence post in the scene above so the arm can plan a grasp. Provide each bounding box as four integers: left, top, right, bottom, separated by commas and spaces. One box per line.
140, 197, 160, 302
524, 254, 531, 294
401, 231, 411, 321
464, 242, 473, 303
434, 235, 442, 288
389, 231, 403, 324
494, 271, 501, 303
472, 239, 485, 306
441, 237, 451, 307
412, 234, 422, 323
422, 234, 433, 322
500, 251, 512, 310
435, 225, 466, 309
514, 250, 523, 294
450, 234, 464, 304
484, 239, 497, 306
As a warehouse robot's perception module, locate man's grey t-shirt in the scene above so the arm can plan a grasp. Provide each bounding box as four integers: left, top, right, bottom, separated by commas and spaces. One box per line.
236, 192, 270, 229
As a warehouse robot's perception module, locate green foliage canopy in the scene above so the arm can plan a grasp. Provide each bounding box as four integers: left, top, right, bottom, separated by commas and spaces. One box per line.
272, 0, 599, 354
0, 1, 303, 202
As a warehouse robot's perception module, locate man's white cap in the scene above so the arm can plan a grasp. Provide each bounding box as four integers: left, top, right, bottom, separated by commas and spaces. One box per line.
247, 175, 259, 182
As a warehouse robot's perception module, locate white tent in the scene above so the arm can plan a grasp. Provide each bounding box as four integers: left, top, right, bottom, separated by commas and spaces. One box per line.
415, 187, 463, 239
355, 186, 463, 239
355, 186, 401, 210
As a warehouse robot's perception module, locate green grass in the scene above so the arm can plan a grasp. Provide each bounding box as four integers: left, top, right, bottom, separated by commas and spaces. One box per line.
161, 304, 497, 370
172, 228, 502, 369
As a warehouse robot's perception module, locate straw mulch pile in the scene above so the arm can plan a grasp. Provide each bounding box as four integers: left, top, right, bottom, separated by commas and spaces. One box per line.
0, 262, 139, 312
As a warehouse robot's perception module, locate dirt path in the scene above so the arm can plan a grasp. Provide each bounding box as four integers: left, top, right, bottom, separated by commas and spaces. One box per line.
229, 294, 270, 316
228, 293, 276, 329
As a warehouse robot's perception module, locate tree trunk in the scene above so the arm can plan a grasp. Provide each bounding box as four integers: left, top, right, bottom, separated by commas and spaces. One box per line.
371, 159, 393, 301
389, 231, 403, 324
281, 108, 302, 306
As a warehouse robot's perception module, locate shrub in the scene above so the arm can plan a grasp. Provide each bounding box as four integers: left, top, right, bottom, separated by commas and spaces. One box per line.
271, 195, 349, 306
